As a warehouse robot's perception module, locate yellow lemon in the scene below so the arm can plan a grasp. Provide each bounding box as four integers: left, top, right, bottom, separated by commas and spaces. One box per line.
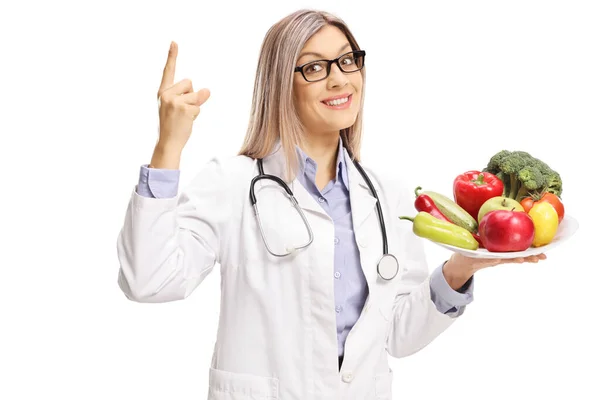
528, 202, 559, 247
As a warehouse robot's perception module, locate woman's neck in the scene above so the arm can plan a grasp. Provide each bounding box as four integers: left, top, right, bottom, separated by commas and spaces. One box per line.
300, 133, 341, 190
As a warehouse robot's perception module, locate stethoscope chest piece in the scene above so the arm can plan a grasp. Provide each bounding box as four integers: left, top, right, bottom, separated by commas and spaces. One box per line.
377, 254, 400, 281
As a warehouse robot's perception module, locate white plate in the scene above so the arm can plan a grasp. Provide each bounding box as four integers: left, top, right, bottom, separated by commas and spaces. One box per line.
432, 214, 579, 259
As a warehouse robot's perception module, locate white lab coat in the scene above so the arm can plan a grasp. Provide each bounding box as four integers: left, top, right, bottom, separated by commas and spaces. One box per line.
116, 142, 458, 400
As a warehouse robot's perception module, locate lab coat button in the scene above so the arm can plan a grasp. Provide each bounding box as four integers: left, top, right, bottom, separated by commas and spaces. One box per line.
342, 372, 354, 383
334, 271, 341, 279
318, 197, 325, 203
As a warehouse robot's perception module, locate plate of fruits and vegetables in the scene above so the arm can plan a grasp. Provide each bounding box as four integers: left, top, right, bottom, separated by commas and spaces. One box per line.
399, 150, 579, 259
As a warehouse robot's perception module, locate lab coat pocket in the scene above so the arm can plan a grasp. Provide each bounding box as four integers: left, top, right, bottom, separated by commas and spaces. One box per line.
374, 368, 394, 400
208, 367, 279, 399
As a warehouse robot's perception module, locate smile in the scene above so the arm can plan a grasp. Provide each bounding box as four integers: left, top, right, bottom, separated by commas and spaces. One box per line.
321, 94, 353, 110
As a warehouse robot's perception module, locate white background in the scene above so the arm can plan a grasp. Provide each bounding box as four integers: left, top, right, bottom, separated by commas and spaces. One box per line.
1, 1, 599, 399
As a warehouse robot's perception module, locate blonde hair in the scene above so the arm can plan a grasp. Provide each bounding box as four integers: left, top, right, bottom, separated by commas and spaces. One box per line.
237, 9, 366, 182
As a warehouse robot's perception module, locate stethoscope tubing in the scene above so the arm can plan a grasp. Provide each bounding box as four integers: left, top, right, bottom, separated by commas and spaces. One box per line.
250, 156, 388, 258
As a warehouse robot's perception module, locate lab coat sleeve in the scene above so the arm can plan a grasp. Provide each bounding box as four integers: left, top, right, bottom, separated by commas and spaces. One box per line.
116, 157, 232, 303
385, 184, 461, 359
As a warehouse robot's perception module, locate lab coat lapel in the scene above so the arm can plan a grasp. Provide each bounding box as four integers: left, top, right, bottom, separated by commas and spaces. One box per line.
344, 149, 378, 232
290, 179, 330, 218
344, 148, 381, 292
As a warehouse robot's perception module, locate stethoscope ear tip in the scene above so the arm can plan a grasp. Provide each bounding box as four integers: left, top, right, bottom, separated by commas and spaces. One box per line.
285, 246, 298, 255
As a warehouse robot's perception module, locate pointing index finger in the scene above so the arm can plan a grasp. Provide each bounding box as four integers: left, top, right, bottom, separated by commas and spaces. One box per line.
159, 41, 178, 95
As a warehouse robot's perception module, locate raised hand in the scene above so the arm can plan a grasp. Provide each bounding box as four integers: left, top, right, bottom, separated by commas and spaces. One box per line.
156, 41, 211, 152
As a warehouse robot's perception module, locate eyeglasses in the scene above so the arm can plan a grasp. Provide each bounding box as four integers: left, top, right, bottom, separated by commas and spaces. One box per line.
294, 50, 366, 82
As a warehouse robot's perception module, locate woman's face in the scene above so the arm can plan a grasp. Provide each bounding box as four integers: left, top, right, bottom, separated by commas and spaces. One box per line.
293, 25, 363, 137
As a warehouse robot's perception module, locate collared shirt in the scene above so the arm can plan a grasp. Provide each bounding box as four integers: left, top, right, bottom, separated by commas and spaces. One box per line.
294, 138, 368, 357
136, 138, 474, 358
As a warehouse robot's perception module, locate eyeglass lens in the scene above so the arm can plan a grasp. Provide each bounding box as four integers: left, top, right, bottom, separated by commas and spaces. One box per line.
302, 51, 364, 82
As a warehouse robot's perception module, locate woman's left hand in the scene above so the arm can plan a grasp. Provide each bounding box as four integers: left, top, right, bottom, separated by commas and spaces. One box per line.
442, 252, 547, 291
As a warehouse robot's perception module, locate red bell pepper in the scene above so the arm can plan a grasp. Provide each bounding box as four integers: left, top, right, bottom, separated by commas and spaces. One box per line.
453, 170, 504, 222
414, 187, 452, 223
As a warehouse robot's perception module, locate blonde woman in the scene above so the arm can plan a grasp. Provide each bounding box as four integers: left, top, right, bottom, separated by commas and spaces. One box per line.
116, 9, 545, 400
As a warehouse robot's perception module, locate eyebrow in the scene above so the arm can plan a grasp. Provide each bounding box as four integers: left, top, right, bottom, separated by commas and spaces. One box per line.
298, 43, 352, 62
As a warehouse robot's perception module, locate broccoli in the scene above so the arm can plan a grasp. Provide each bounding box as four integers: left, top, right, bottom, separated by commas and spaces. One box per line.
516, 166, 545, 200
482, 150, 563, 201
545, 172, 563, 197
484, 150, 511, 174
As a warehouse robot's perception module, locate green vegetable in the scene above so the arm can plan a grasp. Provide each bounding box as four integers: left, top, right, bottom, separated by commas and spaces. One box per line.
416, 188, 478, 233
399, 212, 479, 250
482, 150, 563, 201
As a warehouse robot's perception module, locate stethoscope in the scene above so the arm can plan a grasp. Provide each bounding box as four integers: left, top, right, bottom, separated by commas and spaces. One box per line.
249, 153, 400, 281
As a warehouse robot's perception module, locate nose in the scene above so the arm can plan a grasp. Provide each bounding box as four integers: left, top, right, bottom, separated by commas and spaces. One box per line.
327, 63, 349, 89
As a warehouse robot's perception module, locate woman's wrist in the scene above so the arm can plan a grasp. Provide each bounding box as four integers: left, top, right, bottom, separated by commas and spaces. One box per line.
442, 255, 475, 291
150, 142, 183, 169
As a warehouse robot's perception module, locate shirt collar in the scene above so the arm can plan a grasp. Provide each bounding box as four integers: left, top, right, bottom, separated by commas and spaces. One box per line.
295, 136, 349, 190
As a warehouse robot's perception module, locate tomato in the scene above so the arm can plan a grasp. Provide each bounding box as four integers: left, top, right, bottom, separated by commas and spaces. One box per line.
520, 192, 564, 223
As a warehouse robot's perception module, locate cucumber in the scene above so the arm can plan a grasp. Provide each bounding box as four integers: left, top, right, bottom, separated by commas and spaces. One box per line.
418, 188, 478, 233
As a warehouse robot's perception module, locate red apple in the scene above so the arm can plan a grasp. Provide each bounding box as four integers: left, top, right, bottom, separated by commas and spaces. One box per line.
478, 209, 535, 252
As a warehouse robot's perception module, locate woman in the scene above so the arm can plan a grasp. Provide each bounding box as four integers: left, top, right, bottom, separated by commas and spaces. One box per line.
116, 9, 545, 400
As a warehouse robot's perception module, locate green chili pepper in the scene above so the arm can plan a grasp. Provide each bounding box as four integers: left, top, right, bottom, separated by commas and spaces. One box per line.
399, 212, 479, 250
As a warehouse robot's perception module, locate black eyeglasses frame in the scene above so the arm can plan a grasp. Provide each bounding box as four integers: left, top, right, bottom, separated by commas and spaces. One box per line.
294, 50, 366, 82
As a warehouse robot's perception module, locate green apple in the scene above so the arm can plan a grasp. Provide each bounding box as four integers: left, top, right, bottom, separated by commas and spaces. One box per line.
477, 196, 525, 223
